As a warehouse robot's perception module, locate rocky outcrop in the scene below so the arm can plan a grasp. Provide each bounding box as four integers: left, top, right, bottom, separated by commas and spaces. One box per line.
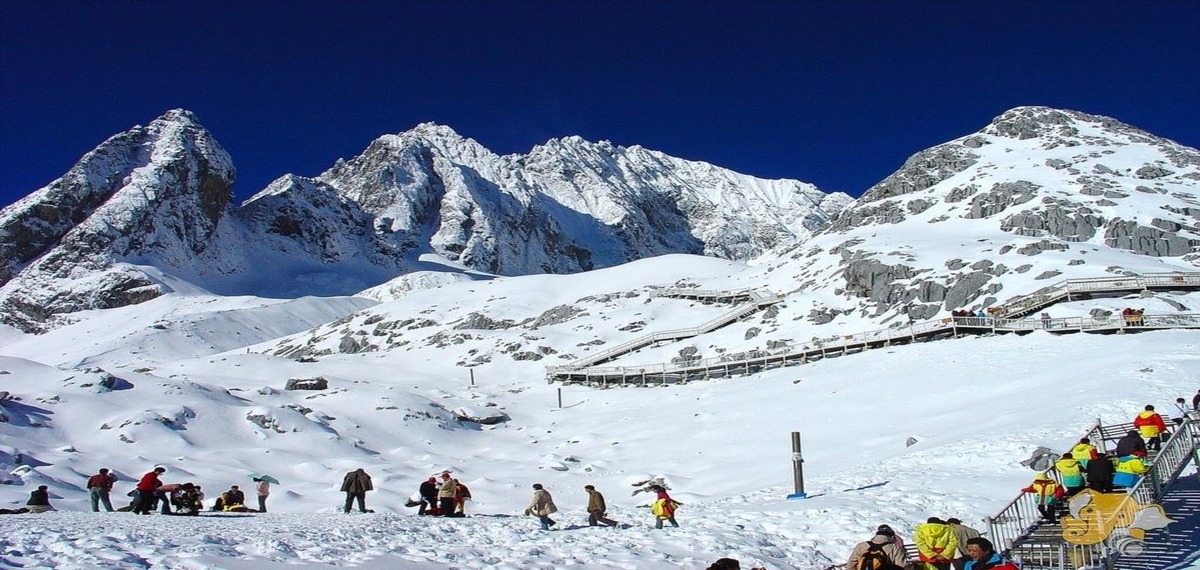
965, 181, 1040, 219
1105, 219, 1198, 257
1000, 206, 1105, 241
860, 145, 979, 202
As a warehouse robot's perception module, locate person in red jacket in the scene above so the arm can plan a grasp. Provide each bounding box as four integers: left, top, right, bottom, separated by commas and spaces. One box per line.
1021, 473, 1066, 524
132, 467, 166, 515
1133, 405, 1168, 451
86, 467, 117, 512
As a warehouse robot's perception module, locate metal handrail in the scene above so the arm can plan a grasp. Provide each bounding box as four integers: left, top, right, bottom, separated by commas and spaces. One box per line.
987, 417, 1200, 569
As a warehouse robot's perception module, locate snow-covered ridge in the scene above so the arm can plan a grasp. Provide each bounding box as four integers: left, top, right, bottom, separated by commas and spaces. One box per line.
0, 112, 850, 332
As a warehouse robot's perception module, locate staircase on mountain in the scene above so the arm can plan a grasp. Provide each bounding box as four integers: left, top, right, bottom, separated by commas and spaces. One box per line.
546, 272, 1200, 387
986, 416, 1200, 570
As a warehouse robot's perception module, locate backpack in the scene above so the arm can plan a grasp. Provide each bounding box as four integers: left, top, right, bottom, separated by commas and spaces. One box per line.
858, 542, 902, 570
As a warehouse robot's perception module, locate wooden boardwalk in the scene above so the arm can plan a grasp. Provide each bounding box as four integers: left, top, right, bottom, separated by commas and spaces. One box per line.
546, 272, 1200, 387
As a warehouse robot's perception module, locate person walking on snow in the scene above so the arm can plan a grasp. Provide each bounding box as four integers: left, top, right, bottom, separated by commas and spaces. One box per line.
340, 468, 373, 513
650, 484, 680, 528
253, 477, 270, 513
914, 517, 958, 570
86, 467, 117, 512
1133, 405, 1167, 451
1021, 473, 1065, 524
946, 518, 981, 570
525, 483, 558, 530
846, 528, 906, 569
584, 485, 618, 527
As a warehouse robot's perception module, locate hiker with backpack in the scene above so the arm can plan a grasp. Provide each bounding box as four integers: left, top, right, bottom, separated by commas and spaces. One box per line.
846, 527, 906, 570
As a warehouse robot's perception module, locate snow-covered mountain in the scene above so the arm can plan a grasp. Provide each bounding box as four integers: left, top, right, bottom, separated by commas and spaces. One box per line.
252, 107, 1200, 368
747, 106, 1200, 329
0, 112, 850, 332
0, 106, 1198, 569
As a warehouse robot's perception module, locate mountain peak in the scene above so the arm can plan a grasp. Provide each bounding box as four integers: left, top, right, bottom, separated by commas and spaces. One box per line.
983, 106, 1154, 143
152, 108, 202, 127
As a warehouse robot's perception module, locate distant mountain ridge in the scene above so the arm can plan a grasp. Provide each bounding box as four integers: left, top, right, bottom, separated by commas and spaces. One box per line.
0, 111, 850, 332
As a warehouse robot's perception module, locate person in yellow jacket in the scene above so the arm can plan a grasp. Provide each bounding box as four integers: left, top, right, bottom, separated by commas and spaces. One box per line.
1053, 453, 1085, 496
1021, 472, 1065, 524
1132, 405, 1168, 451
914, 517, 958, 570
1070, 437, 1098, 467
1113, 455, 1148, 489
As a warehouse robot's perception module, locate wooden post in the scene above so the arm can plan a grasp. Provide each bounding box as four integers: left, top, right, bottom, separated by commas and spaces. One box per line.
787, 431, 807, 500
469, 368, 475, 388
557, 388, 563, 409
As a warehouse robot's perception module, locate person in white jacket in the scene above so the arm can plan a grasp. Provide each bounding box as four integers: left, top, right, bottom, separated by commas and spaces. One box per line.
524, 483, 558, 531
253, 477, 270, 513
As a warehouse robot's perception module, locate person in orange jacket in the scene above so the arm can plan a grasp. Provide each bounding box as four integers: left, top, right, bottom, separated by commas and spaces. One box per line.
1132, 405, 1168, 451
1022, 472, 1066, 524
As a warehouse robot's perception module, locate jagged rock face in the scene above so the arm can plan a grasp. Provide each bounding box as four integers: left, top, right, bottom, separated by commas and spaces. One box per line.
0, 113, 849, 332
315, 125, 852, 275
0, 110, 237, 331
771, 106, 1200, 326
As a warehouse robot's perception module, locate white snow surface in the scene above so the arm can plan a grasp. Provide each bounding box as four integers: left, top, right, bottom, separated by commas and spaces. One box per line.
0, 255, 1198, 569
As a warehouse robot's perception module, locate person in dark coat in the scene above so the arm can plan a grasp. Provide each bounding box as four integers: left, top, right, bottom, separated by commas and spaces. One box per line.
1192, 389, 1200, 412
418, 476, 439, 515
1114, 430, 1147, 458
1085, 452, 1115, 493
26, 485, 55, 513
341, 468, 373, 513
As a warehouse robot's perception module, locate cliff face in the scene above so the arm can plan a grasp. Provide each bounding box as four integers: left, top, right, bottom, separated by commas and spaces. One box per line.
765, 106, 1200, 326
0, 113, 850, 332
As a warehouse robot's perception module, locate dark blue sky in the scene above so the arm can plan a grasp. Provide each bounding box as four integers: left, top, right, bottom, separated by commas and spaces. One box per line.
2, 0, 1198, 208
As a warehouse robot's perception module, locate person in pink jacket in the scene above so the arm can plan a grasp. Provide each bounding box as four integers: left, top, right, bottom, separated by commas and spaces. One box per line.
254, 477, 271, 513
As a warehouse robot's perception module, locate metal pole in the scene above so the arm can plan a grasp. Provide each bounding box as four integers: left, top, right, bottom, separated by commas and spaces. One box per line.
557, 388, 563, 409
469, 368, 475, 387
787, 431, 807, 499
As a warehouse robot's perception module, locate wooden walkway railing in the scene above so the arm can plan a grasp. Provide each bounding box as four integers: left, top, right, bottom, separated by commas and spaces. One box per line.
547, 313, 1200, 386
997, 273, 1200, 318
546, 272, 1200, 386
565, 290, 782, 369
985, 416, 1200, 569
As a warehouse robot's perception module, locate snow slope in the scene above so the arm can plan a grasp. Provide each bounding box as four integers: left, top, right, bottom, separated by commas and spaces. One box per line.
0, 254, 1197, 570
